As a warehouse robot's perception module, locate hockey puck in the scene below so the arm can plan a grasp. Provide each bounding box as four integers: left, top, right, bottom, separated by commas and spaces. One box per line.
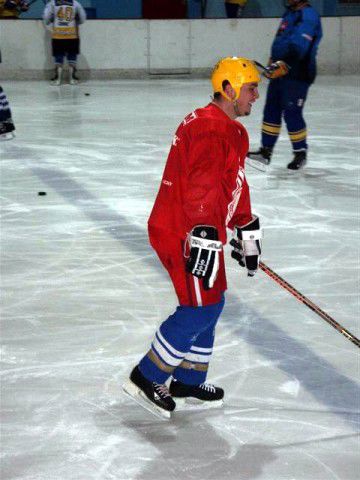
38, 191, 47, 196
85, 93, 90, 96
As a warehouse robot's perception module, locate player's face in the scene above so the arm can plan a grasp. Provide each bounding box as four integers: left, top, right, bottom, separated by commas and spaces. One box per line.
235, 82, 259, 117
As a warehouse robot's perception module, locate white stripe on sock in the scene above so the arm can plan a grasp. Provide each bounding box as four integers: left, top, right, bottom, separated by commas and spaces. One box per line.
185, 352, 211, 363
190, 345, 213, 354
156, 329, 186, 358
152, 339, 184, 367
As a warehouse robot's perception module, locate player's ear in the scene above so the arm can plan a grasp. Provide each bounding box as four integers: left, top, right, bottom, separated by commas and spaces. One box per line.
224, 83, 236, 100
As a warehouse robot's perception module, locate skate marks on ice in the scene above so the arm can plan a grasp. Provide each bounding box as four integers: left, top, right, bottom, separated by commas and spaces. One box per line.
106, 405, 357, 480
0, 78, 359, 480
24, 165, 360, 428
221, 301, 360, 428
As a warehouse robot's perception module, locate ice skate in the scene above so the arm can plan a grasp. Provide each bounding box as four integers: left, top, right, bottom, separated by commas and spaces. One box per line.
247, 146, 273, 172
169, 379, 224, 410
51, 66, 63, 86
122, 366, 176, 420
69, 65, 79, 85
0, 120, 15, 141
287, 150, 307, 170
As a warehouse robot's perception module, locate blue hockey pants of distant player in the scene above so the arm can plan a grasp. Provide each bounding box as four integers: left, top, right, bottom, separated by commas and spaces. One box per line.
261, 78, 310, 151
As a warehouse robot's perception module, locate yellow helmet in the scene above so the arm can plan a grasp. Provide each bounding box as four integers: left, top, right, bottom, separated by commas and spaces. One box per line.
211, 57, 260, 101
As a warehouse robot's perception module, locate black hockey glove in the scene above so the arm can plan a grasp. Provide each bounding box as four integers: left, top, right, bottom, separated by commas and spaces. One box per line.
186, 225, 222, 290
230, 215, 262, 277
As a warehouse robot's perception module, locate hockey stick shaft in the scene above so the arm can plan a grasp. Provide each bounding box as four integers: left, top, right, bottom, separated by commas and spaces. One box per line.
259, 261, 360, 348
254, 60, 267, 72
253, 60, 273, 79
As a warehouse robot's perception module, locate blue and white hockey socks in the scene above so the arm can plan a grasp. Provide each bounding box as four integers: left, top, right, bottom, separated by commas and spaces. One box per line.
138, 295, 225, 385
0, 86, 12, 123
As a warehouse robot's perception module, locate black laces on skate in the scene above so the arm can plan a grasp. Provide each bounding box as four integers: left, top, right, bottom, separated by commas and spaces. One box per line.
153, 383, 172, 398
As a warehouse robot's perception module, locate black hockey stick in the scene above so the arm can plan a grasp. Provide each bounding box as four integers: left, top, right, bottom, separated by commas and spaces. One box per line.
259, 261, 360, 348
254, 60, 267, 72
253, 60, 274, 80
253, 59, 291, 79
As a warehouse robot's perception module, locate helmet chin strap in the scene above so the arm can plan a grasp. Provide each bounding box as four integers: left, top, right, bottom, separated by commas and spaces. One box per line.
233, 101, 241, 118
230, 87, 242, 117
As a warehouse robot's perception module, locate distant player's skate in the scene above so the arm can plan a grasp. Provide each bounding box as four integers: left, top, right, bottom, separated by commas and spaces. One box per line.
169, 379, 224, 411
246, 146, 273, 172
51, 66, 63, 86
69, 65, 79, 85
122, 366, 176, 420
287, 150, 307, 171
0, 120, 15, 141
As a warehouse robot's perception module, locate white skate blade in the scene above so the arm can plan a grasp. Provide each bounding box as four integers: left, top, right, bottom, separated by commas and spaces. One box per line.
70, 78, 79, 85
174, 397, 224, 411
122, 380, 171, 421
246, 157, 268, 172
0, 132, 15, 141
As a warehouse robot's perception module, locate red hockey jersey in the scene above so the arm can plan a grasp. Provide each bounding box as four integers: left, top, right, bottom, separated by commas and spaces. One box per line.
148, 102, 253, 244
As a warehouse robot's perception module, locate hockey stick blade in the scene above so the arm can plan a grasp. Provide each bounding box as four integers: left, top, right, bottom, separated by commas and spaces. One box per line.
259, 262, 360, 349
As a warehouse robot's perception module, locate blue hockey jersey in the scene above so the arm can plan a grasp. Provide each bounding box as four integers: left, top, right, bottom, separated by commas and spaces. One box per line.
271, 4, 322, 83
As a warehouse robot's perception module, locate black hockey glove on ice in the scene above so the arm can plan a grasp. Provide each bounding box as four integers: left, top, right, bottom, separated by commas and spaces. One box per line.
186, 225, 222, 290
230, 215, 262, 277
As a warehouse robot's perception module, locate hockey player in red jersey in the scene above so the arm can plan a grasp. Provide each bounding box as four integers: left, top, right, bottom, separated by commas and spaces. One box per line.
123, 57, 262, 419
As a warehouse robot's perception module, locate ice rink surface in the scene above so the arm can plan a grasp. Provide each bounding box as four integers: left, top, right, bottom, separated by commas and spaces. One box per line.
1, 76, 359, 480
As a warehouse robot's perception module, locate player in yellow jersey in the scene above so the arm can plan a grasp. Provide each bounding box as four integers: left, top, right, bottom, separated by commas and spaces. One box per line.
43, 0, 86, 85
0, 0, 29, 19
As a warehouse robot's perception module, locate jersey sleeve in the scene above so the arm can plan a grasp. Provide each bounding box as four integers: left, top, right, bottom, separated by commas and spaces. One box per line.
227, 176, 252, 230
183, 131, 226, 231
75, 1, 86, 24
286, 9, 320, 61
42, 1, 53, 24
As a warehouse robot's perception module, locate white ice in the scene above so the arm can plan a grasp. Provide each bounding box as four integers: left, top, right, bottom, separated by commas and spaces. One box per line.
1, 77, 359, 480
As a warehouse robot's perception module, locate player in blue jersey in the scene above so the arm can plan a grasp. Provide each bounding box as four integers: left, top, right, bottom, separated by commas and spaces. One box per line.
248, 0, 322, 170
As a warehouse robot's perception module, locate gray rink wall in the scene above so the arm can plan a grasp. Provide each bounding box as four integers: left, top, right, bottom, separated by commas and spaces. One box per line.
0, 17, 359, 79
